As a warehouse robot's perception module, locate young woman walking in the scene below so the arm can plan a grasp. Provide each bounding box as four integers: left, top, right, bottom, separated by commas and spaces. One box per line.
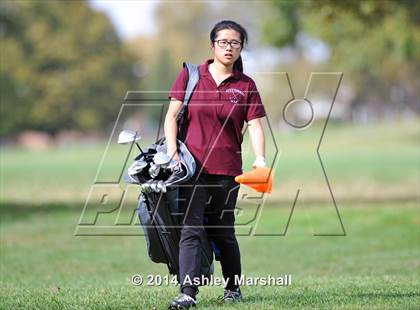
164, 20, 267, 309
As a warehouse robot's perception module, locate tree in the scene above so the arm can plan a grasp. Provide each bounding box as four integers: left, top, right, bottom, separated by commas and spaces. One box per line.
263, 0, 420, 115
0, 0, 138, 137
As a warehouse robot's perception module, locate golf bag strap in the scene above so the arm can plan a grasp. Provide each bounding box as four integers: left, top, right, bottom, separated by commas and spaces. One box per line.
176, 62, 199, 127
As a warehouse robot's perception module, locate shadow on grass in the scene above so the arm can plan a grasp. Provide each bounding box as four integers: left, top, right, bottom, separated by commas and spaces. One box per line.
0, 201, 84, 223
352, 292, 420, 298
1, 194, 417, 223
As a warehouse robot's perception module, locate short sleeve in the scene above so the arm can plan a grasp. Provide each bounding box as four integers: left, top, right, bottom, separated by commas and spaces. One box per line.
246, 82, 266, 122
168, 67, 188, 102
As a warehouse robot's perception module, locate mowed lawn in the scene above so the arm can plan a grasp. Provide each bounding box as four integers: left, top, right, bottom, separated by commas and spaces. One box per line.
1, 120, 419, 309
0, 202, 418, 309
0, 120, 418, 203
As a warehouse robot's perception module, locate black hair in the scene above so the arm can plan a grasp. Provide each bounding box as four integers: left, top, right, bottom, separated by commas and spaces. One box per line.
210, 20, 248, 72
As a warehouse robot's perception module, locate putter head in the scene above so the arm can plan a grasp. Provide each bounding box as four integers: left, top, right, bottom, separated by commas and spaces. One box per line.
118, 130, 141, 145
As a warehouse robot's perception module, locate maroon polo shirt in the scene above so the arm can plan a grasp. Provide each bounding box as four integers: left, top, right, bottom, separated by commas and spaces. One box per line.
168, 58, 266, 176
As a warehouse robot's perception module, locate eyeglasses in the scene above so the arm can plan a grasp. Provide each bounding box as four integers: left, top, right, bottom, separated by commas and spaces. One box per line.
213, 39, 242, 49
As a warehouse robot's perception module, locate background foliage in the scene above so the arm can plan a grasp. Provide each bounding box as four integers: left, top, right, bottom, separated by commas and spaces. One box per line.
0, 0, 137, 137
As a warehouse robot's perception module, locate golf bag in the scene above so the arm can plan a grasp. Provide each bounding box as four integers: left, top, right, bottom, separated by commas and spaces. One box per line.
125, 63, 217, 284
134, 138, 215, 283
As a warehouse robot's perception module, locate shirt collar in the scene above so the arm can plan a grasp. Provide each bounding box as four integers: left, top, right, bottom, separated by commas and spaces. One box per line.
200, 58, 242, 81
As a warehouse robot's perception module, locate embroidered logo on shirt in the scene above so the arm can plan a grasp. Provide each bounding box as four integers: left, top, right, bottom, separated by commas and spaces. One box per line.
226, 88, 245, 104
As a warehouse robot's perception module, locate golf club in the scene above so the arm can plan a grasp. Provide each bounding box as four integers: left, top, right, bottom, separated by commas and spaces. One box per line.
128, 159, 148, 176
149, 163, 161, 179
157, 180, 167, 193
117, 129, 146, 157
153, 151, 172, 166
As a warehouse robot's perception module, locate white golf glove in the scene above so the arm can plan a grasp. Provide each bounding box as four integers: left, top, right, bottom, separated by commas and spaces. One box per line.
252, 155, 266, 168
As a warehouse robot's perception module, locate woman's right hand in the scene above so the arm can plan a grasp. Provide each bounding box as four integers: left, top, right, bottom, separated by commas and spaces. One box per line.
164, 98, 183, 171
168, 150, 181, 170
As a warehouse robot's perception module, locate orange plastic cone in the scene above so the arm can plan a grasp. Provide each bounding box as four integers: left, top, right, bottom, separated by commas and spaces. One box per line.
235, 167, 274, 194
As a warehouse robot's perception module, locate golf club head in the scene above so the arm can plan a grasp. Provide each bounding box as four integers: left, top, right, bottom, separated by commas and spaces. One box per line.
156, 144, 167, 153
118, 130, 141, 144
127, 159, 148, 176
157, 180, 166, 193
150, 181, 159, 193
153, 152, 172, 165
149, 164, 161, 179
140, 181, 153, 194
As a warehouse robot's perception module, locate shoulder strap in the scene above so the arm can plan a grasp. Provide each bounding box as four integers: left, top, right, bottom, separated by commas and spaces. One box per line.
176, 62, 199, 126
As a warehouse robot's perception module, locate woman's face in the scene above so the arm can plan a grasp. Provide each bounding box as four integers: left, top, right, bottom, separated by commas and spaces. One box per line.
211, 28, 242, 67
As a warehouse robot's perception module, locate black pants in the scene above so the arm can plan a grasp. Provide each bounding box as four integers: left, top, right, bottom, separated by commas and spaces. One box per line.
178, 172, 241, 297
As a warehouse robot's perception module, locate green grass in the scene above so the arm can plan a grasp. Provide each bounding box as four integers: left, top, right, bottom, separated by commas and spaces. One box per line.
0, 202, 419, 309
1, 120, 419, 308
0, 120, 419, 203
